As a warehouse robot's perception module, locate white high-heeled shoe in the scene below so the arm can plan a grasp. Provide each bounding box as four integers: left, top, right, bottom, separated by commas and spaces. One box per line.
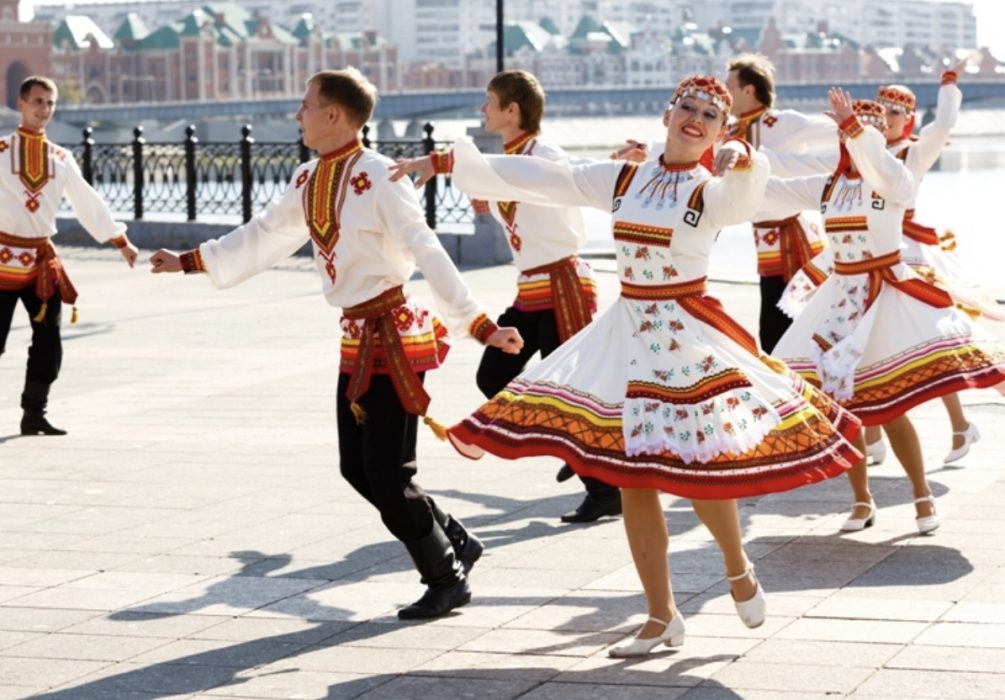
839, 500, 876, 532
915, 495, 940, 534
727, 566, 766, 629
944, 422, 980, 464
607, 614, 685, 658
866, 437, 887, 466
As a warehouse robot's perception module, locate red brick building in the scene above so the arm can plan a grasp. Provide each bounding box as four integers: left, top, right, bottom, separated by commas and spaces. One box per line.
0, 0, 52, 108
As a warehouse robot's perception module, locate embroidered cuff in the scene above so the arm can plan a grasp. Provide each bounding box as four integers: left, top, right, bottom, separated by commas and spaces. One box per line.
110, 234, 129, 249
838, 115, 864, 140
430, 150, 454, 174
469, 313, 498, 344
940, 70, 958, 86
179, 249, 206, 274
722, 138, 753, 171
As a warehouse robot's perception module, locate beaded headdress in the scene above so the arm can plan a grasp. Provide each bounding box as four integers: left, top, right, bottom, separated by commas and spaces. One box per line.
670, 75, 732, 116
852, 99, 887, 131
876, 85, 916, 114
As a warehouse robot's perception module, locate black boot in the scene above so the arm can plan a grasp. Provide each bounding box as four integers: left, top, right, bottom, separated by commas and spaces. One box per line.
20, 381, 66, 436
429, 501, 483, 575
560, 487, 622, 523
398, 524, 471, 620
555, 464, 575, 482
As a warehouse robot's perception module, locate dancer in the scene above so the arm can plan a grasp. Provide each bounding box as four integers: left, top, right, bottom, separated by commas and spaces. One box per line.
150, 69, 523, 620
767, 89, 1005, 534
0, 76, 138, 436
443, 75, 863, 656
390, 69, 621, 523
724, 54, 838, 352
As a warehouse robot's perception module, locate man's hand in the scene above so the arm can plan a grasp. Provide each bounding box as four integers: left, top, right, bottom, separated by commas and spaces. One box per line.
610, 139, 648, 162
118, 241, 139, 268
824, 86, 855, 125
487, 327, 524, 355
389, 156, 436, 188
149, 249, 183, 273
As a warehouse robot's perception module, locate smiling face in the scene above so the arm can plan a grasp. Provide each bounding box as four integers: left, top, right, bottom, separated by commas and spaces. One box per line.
17, 84, 57, 133
883, 106, 910, 142
663, 95, 727, 160
479, 89, 519, 135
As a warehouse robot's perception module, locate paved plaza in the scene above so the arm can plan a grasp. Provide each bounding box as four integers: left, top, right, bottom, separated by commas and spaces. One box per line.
1, 247, 1004, 699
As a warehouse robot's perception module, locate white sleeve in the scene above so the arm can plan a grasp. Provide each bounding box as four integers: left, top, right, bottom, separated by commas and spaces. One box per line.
375, 176, 490, 340
906, 82, 961, 178
846, 127, 916, 205
198, 168, 311, 289
764, 148, 838, 178
62, 156, 127, 242
701, 150, 771, 229
453, 137, 621, 212
783, 110, 840, 152
757, 174, 829, 221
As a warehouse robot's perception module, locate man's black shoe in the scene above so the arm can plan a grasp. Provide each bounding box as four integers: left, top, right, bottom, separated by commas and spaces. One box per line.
560, 493, 623, 523
555, 464, 575, 482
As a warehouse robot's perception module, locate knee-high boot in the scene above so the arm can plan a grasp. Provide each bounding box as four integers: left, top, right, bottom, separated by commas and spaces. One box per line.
20, 380, 66, 436
398, 523, 471, 620
430, 500, 484, 575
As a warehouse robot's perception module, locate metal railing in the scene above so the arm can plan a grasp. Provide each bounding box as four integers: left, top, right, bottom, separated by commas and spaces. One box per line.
67, 123, 474, 231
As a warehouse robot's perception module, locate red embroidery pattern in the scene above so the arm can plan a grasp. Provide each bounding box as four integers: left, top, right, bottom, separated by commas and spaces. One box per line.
17, 129, 51, 193
0, 141, 7, 153
0, 248, 11, 263
763, 115, 778, 127
351, 171, 372, 196
295, 170, 309, 188
18, 251, 34, 266
302, 141, 363, 267
393, 305, 415, 331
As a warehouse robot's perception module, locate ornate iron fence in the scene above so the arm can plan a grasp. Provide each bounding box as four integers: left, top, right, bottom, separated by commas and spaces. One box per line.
68, 123, 474, 232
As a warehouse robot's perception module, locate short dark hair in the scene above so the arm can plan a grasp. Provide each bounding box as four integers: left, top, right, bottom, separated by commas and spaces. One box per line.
727, 54, 776, 108
487, 70, 545, 133
308, 68, 376, 128
19, 76, 58, 100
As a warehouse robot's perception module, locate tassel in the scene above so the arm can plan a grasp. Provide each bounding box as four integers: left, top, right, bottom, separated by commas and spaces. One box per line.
32, 302, 47, 323
939, 230, 957, 252
70, 306, 79, 324
423, 414, 449, 441
350, 401, 367, 425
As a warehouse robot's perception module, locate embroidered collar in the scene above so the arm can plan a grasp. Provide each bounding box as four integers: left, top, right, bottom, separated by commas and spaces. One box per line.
319, 139, 363, 163
17, 127, 45, 139
657, 155, 699, 173
504, 132, 536, 155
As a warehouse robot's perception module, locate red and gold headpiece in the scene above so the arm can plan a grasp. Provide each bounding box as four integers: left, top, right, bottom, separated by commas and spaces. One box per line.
670, 74, 732, 116
876, 85, 916, 114
852, 99, 887, 131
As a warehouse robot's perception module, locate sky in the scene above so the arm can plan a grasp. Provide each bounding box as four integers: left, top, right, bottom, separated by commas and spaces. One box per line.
16, 0, 1005, 61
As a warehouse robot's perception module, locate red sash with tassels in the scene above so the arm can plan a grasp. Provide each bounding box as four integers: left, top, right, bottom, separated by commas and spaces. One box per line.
833, 251, 953, 312
752, 215, 819, 282
902, 210, 940, 246
0, 231, 78, 322
521, 256, 594, 342
621, 277, 759, 356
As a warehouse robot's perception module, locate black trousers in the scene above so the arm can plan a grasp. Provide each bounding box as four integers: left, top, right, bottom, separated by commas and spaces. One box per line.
336, 372, 435, 543
758, 275, 791, 355
0, 286, 62, 386
475, 305, 617, 498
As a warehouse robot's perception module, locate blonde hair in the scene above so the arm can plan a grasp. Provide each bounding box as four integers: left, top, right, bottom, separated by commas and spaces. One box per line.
308, 68, 377, 128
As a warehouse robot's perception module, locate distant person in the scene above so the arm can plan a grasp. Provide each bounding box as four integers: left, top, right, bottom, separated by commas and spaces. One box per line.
150, 68, 523, 620
390, 70, 622, 524
0, 76, 138, 436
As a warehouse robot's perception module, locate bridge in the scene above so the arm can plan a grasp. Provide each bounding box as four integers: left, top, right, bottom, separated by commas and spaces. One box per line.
56, 79, 1005, 124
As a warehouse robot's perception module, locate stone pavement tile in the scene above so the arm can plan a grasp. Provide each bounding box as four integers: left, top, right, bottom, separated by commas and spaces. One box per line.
886, 644, 1005, 673
129, 574, 328, 617
680, 689, 838, 700
942, 601, 1005, 624
351, 675, 538, 700
958, 582, 1005, 603
0, 655, 111, 689
805, 592, 952, 621
0, 686, 55, 700
708, 660, 874, 694
0, 586, 38, 604
683, 612, 795, 640
191, 617, 356, 645
741, 638, 902, 667
411, 650, 579, 682
247, 580, 409, 622
37, 660, 248, 697
915, 621, 1005, 648
124, 637, 307, 668
13, 506, 181, 537
520, 682, 689, 699
5, 585, 166, 611
457, 627, 622, 657
4, 550, 144, 572
331, 621, 490, 651
759, 540, 896, 565
263, 643, 445, 675
61, 571, 210, 593
771, 617, 927, 644
473, 566, 614, 590
420, 586, 567, 629
68, 533, 198, 555
583, 565, 720, 595
0, 606, 101, 632
851, 668, 1005, 698
561, 636, 757, 687
199, 669, 390, 699
0, 631, 173, 662
500, 591, 650, 633
680, 589, 824, 618
0, 630, 41, 651
0, 566, 94, 587
105, 554, 254, 577
64, 610, 229, 639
